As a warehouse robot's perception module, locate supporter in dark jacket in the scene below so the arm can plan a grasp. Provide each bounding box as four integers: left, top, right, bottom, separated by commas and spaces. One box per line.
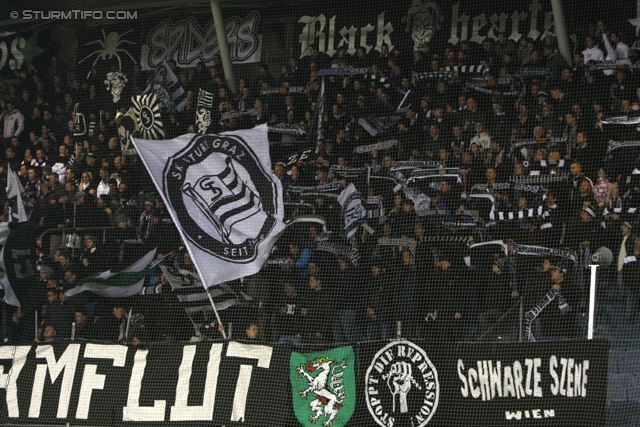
74, 309, 94, 340
419, 252, 469, 343
566, 207, 605, 252
44, 290, 75, 339
526, 265, 578, 339
79, 234, 107, 277
332, 258, 362, 343
478, 260, 516, 340
273, 279, 307, 345
364, 262, 393, 341
94, 305, 127, 342
572, 131, 603, 180
300, 274, 333, 343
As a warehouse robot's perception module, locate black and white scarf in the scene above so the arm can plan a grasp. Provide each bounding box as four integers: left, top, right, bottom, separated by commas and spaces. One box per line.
508, 137, 567, 157
588, 61, 640, 71
337, 183, 366, 239
366, 197, 387, 225
390, 161, 443, 172
259, 86, 308, 96
510, 172, 569, 185
512, 244, 577, 263
327, 166, 367, 182
374, 237, 416, 256
267, 123, 308, 135
445, 65, 488, 75
412, 71, 459, 85
318, 67, 369, 77
441, 221, 480, 229
423, 209, 479, 222
300, 192, 339, 200
472, 182, 541, 194
287, 182, 343, 193
353, 139, 398, 154
422, 235, 471, 244
526, 288, 571, 342
265, 258, 290, 267
606, 140, 640, 153
358, 114, 403, 137
513, 67, 552, 78
315, 241, 360, 266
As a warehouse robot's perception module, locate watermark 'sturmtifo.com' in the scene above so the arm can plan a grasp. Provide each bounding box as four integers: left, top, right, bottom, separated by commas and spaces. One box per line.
10, 10, 138, 20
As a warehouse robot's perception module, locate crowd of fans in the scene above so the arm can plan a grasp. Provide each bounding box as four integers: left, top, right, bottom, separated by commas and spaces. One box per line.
3, 19, 640, 346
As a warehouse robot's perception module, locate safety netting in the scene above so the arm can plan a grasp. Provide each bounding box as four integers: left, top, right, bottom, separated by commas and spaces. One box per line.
0, 1, 639, 425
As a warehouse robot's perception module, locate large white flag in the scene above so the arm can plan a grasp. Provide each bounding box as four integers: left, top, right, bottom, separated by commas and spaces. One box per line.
131, 124, 286, 288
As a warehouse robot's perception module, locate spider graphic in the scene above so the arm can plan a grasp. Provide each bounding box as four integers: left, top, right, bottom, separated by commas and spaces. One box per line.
79, 29, 137, 72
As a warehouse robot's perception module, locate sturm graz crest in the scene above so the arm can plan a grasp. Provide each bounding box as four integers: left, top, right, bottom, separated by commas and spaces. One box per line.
163, 134, 279, 262
132, 93, 164, 139
365, 341, 439, 427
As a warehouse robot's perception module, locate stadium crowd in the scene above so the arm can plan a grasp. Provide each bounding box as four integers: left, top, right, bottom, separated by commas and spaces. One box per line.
3, 20, 640, 346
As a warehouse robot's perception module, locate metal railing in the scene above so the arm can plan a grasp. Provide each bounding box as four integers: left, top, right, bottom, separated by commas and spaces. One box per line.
39, 226, 136, 259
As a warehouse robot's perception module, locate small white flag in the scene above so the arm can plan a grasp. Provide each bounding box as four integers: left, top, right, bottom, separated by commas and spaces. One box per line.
337, 183, 366, 239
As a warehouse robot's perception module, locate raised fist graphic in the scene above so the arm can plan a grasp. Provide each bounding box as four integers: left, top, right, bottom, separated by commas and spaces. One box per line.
385, 361, 420, 413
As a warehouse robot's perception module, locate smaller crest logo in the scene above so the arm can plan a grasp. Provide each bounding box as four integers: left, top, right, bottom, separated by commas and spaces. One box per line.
132, 93, 164, 140
365, 341, 439, 427
290, 347, 356, 427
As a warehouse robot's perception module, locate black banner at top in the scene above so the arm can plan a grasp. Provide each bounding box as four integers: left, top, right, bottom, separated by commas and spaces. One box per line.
292, 0, 636, 58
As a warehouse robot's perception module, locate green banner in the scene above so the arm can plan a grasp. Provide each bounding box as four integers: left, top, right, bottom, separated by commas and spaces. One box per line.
290, 346, 356, 427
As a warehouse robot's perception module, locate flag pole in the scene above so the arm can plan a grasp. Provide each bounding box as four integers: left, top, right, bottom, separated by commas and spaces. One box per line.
588, 264, 598, 340
1, 301, 6, 343
206, 291, 227, 339
184, 307, 198, 327
209, 0, 236, 93
183, 308, 202, 339
125, 308, 132, 341
179, 248, 228, 339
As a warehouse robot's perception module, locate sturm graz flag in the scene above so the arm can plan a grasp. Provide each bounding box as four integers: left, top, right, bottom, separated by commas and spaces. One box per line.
142, 59, 187, 111
116, 108, 138, 155
131, 124, 286, 288
132, 93, 164, 140
196, 89, 214, 134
